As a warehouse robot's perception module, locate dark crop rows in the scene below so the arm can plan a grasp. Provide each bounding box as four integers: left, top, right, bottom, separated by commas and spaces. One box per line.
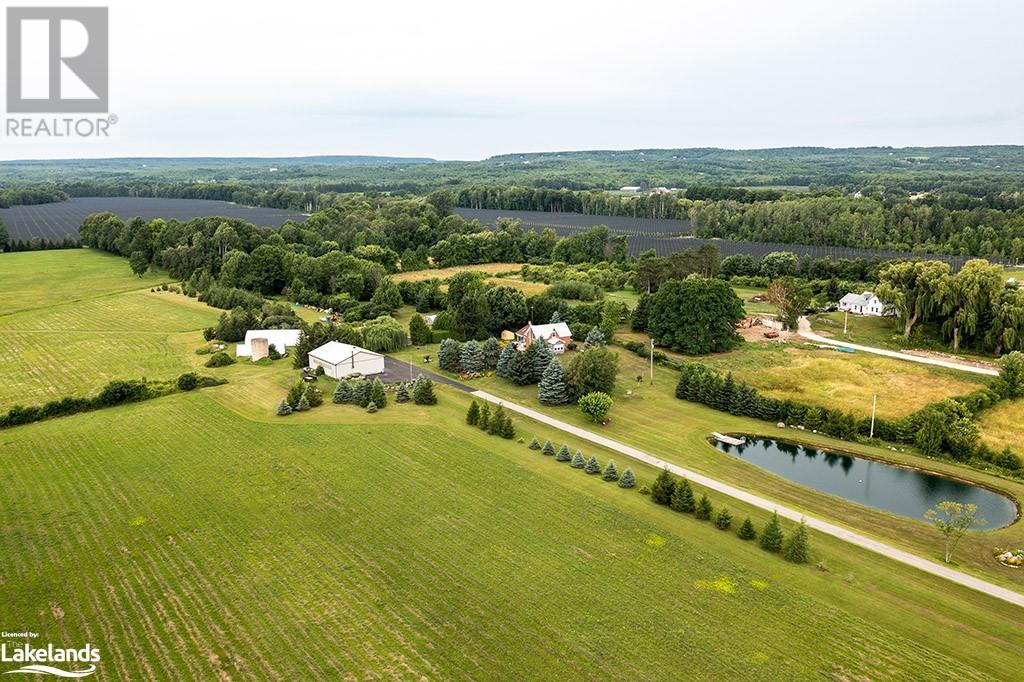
0, 197, 306, 242
456, 208, 694, 236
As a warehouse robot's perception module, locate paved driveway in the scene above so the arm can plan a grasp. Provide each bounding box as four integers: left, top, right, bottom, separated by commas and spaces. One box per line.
381, 355, 473, 391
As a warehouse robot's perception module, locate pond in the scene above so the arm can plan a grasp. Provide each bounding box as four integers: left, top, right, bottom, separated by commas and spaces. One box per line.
713, 437, 1018, 529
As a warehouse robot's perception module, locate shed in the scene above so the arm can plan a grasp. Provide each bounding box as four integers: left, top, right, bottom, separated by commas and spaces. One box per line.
236, 329, 302, 358
308, 341, 385, 379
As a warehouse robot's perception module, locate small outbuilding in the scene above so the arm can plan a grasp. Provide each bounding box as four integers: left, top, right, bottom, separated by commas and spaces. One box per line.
236, 329, 302, 360
308, 341, 385, 379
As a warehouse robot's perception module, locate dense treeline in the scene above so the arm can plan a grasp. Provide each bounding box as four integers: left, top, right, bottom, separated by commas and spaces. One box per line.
0, 186, 67, 208
456, 185, 690, 219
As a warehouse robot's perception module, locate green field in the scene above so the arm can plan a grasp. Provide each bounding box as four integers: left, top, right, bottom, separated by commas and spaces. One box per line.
2, 249, 1023, 679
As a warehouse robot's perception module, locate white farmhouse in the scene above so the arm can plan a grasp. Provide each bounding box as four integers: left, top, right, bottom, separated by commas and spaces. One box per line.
236, 329, 302, 360
515, 322, 573, 354
308, 341, 385, 379
838, 292, 892, 317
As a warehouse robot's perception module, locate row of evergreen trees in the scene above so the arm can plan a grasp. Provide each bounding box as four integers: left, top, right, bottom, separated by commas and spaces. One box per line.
650, 469, 810, 562
278, 380, 325, 415
528, 436, 636, 487
466, 401, 515, 439
277, 375, 437, 415
674, 363, 859, 440
439, 337, 503, 375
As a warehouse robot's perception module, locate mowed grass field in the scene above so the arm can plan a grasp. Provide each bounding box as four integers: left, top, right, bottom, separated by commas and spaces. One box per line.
1, 389, 1021, 680
616, 332, 985, 420
979, 398, 1024, 453
0, 252, 221, 409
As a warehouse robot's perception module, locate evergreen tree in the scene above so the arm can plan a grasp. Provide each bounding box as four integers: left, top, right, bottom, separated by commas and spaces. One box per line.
550, 311, 561, 324
651, 468, 676, 505
584, 455, 601, 474
542, 439, 555, 456
617, 468, 636, 488
670, 478, 695, 513
438, 338, 462, 373
353, 380, 372, 407
296, 394, 311, 412
695, 494, 713, 520
601, 460, 619, 481
368, 379, 387, 409
482, 337, 502, 369
333, 381, 352, 404
409, 314, 432, 346
759, 512, 785, 552
500, 414, 515, 439
276, 400, 292, 416
466, 400, 480, 426
570, 452, 586, 468
528, 436, 541, 450
714, 507, 733, 530
716, 372, 736, 411
395, 383, 411, 403
303, 384, 324, 408
460, 340, 485, 373
496, 342, 517, 379
533, 340, 553, 380
286, 381, 305, 408
366, 401, 378, 413
584, 327, 606, 348
782, 520, 811, 564
555, 444, 571, 461
412, 375, 437, 405
538, 359, 570, 406
478, 402, 491, 431
488, 406, 507, 436
737, 518, 757, 540
509, 347, 537, 385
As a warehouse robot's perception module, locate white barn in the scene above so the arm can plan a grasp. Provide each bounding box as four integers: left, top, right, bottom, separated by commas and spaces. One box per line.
236, 329, 302, 358
308, 341, 385, 379
838, 292, 892, 317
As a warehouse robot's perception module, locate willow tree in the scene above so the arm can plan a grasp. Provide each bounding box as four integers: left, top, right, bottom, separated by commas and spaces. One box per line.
875, 260, 950, 339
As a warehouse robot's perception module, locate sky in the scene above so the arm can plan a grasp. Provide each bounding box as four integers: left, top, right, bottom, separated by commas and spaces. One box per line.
2, 0, 1023, 160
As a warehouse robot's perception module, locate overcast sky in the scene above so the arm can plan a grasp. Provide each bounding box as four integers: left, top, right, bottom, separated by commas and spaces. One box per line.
3, 0, 1023, 160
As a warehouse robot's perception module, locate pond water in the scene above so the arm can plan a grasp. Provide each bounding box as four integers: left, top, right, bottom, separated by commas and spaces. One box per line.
714, 437, 1017, 529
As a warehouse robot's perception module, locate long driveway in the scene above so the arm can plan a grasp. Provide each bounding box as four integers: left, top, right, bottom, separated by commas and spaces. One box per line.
797, 318, 999, 377
470, 388, 1024, 609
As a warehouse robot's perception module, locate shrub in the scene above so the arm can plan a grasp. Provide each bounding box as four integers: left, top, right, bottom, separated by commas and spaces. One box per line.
783, 520, 811, 564
366, 401, 378, 413
618, 468, 636, 488
412, 376, 437, 405
555, 444, 571, 461
601, 460, 619, 481
176, 373, 199, 391
205, 352, 236, 368
96, 380, 150, 406
296, 395, 311, 412
737, 518, 757, 540
276, 400, 292, 416
694, 494, 713, 520
542, 439, 555, 456
570, 452, 586, 469
395, 383, 411, 403
578, 391, 613, 423
637, 484, 651, 495
714, 507, 733, 530
528, 436, 541, 450
584, 456, 601, 475
670, 478, 695, 513
760, 512, 784, 552
650, 468, 676, 505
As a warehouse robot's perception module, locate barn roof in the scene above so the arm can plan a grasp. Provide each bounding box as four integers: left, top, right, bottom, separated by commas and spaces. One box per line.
308, 341, 381, 366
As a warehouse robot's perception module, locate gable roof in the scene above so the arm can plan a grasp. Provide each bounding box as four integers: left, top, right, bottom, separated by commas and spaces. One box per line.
518, 322, 572, 340
308, 341, 381, 366
243, 329, 302, 347
839, 292, 878, 307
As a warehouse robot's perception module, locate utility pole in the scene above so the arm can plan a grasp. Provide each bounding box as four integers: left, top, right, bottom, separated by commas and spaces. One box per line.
650, 338, 655, 385
843, 310, 849, 336
869, 393, 877, 439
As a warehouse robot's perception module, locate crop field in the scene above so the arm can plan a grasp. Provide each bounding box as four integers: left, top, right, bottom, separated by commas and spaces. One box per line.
391, 262, 520, 282
456, 207, 695, 235
0, 197, 306, 242
979, 399, 1024, 453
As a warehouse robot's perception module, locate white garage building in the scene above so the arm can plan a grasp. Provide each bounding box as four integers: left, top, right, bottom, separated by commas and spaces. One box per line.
308, 341, 385, 379
236, 329, 302, 359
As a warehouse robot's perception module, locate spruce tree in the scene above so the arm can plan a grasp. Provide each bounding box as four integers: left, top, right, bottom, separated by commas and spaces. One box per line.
353, 380, 372, 407
500, 414, 515, 439
296, 394, 311, 412
528, 436, 541, 450
460, 340, 485, 373
276, 400, 292, 416
717, 372, 736, 411
695, 494, 713, 520
584, 327, 606, 348
466, 400, 480, 426
368, 379, 387, 409
508, 348, 535, 385
478, 402, 491, 431
366, 401, 378, 413
714, 507, 733, 530
650, 468, 676, 505
737, 518, 757, 540
542, 439, 555, 456
482, 337, 502, 369
555, 444, 571, 461
538, 359, 570, 406
601, 460, 619, 481
286, 381, 305, 408
783, 520, 810, 564
488, 406, 506, 435
412, 375, 437, 405
617, 468, 636, 488
333, 381, 352, 404
496, 342, 517, 378
305, 385, 324, 408
549, 311, 561, 324
584, 455, 601, 475
570, 451, 586, 468
670, 478, 695, 513
438, 338, 462, 373
759, 512, 784, 552
394, 383, 411, 403
533, 340, 553, 379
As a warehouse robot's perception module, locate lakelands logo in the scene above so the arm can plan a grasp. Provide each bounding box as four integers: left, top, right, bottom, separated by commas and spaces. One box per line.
0, 635, 100, 678
4, 6, 116, 137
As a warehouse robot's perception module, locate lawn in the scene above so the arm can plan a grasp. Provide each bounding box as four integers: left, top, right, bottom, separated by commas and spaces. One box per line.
979, 398, 1024, 453
391, 342, 1024, 593
392, 262, 520, 282
1, 387, 1021, 679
